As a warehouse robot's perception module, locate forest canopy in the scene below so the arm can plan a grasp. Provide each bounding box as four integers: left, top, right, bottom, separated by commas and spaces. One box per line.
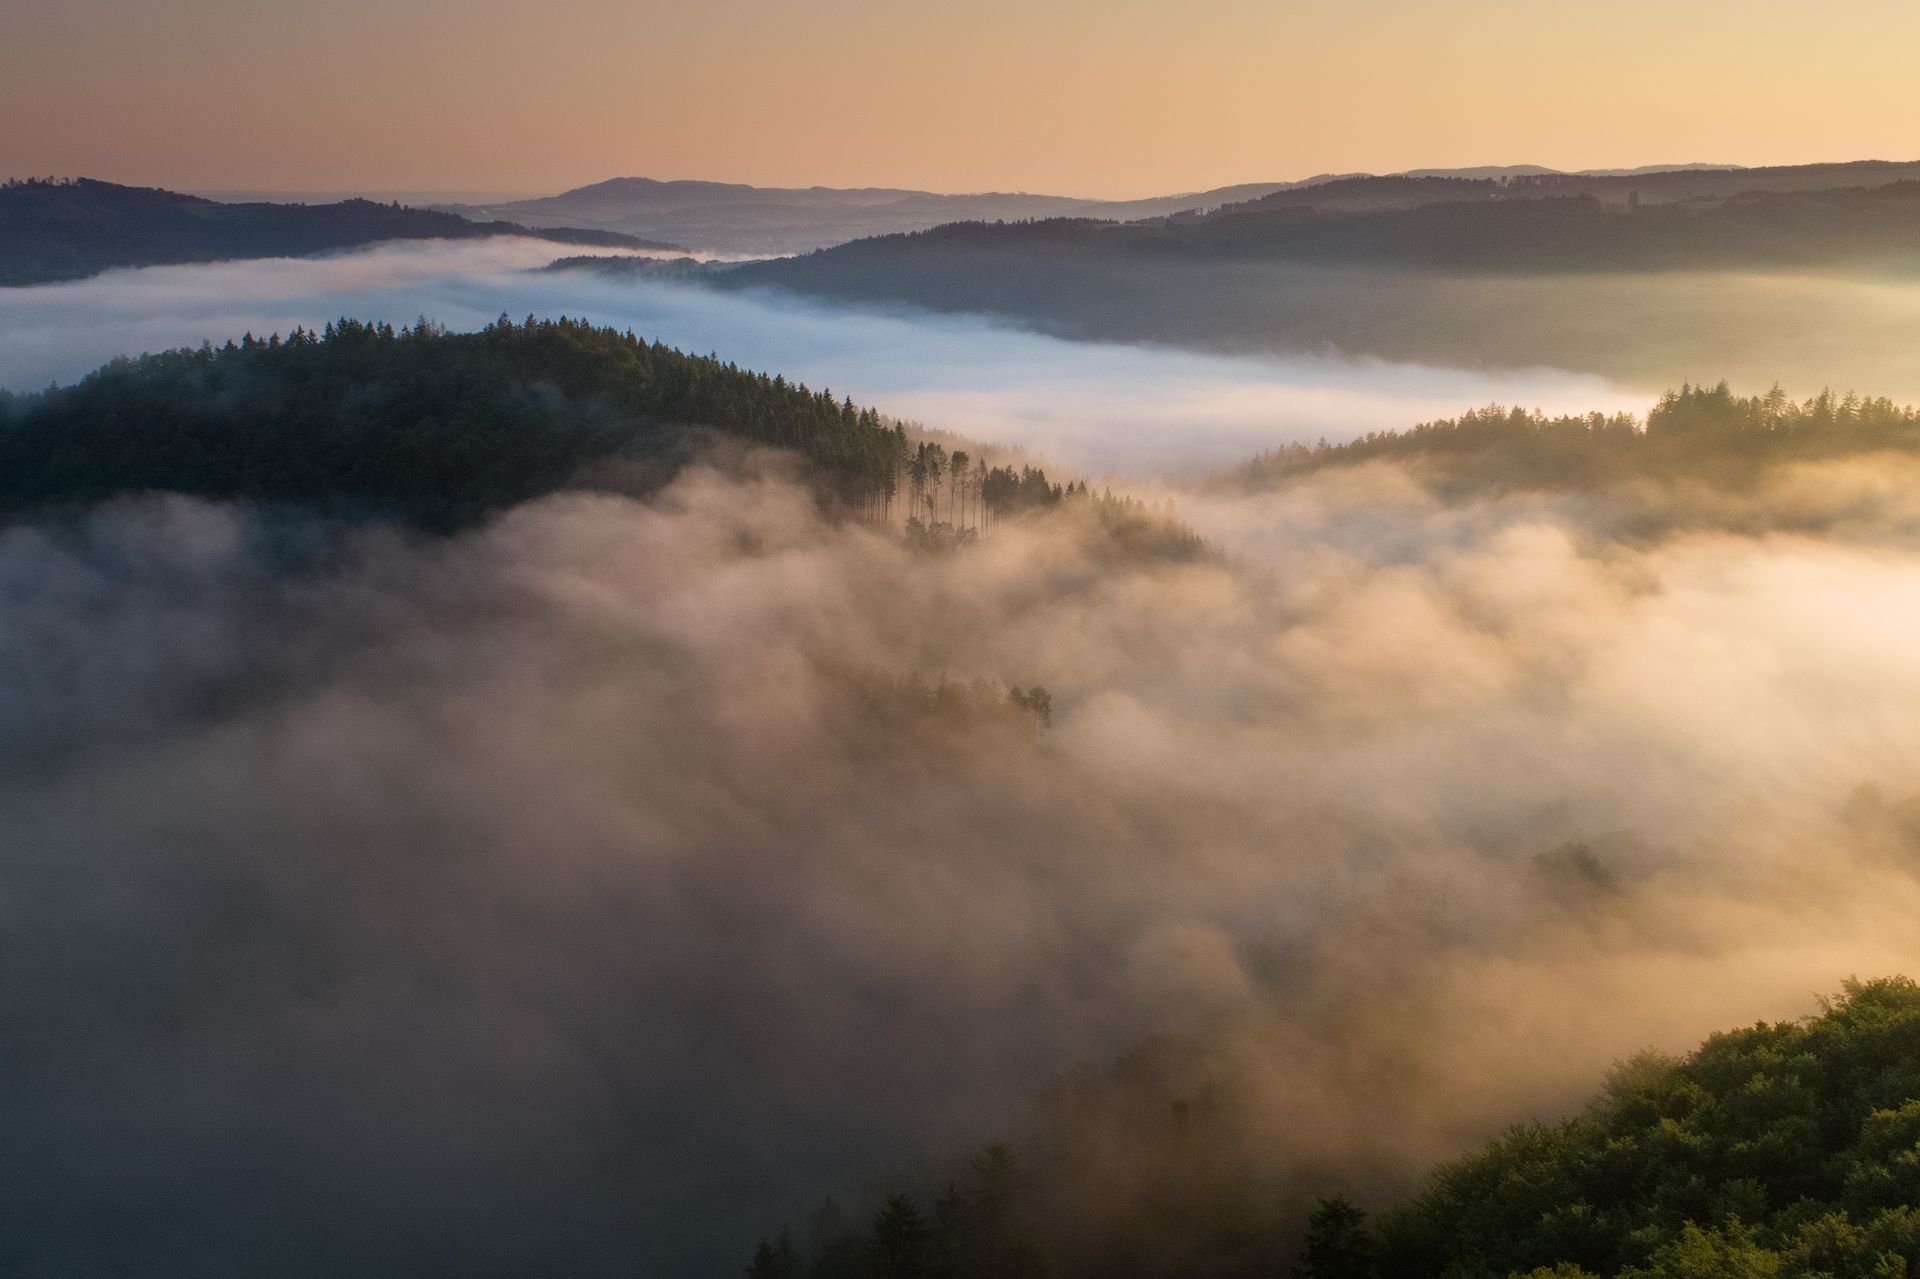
0, 178, 664, 285
0, 317, 1205, 559
0, 316, 915, 528
1227, 382, 1920, 499
744, 978, 1920, 1279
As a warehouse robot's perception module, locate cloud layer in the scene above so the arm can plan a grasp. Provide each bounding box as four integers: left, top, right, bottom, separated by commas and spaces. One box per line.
10, 448, 1920, 1273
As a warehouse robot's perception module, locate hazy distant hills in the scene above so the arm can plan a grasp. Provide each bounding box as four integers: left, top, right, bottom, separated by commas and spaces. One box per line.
0, 179, 674, 286
1197, 158, 1920, 216
437, 176, 1320, 255
446, 171, 1657, 254
462, 160, 1920, 255
722, 180, 1920, 294
632, 176, 1920, 393
434, 162, 1827, 255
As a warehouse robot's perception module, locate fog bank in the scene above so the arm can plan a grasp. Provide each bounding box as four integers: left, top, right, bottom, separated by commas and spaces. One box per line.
10, 452, 1920, 1272
0, 240, 1643, 473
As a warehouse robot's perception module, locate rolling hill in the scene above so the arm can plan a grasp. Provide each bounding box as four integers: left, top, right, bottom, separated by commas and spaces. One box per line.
436, 161, 1919, 255
0, 179, 675, 286
434, 176, 1313, 255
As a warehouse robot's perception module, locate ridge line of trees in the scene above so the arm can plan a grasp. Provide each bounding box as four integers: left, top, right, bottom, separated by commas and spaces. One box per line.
1230, 381, 1920, 493
0, 315, 923, 527
0, 316, 1206, 559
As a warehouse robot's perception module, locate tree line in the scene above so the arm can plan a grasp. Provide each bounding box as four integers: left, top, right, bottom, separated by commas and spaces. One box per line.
1230, 382, 1920, 495
0, 316, 937, 528
742, 978, 1920, 1279
0, 316, 1204, 561
745, 1145, 1047, 1279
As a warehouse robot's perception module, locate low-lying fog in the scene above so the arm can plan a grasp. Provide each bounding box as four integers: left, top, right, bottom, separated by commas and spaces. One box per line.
11, 239, 1920, 1277
8, 456, 1920, 1275
0, 238, 1645, 474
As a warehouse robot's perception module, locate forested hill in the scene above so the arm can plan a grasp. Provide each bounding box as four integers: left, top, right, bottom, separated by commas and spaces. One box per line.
740, 977, 1920, 1279
0, 179, 668, 285
723, 182, 1920, 293
437, 175, 1311, 256
0, 317, 907, 528
1229, 382, 1920, 495
1362, 976, 1920, 1278
0, 318, 1204, 557
1190, 158, 1920, 216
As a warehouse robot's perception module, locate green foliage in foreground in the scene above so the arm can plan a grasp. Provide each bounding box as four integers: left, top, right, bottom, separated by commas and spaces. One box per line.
1354, 976, 1920, 1277
0, 315, 908, 528
747, 979, 1920, 1279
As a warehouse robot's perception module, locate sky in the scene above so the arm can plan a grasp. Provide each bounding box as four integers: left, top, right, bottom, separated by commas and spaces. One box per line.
4, 0, 1917, 198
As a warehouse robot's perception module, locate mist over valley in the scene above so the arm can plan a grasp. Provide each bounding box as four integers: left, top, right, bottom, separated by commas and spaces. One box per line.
12, 12, 1920, 1274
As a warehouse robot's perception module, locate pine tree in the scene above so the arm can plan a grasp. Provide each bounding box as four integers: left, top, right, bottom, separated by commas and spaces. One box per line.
873, 1194, 930, 1279
1293, 1196, 1376, 1279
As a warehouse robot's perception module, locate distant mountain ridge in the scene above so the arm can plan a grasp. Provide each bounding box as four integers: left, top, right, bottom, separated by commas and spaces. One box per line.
1198, 158, 1920, 217
434, 161, 1862, 254
0, 179, 677, 286
436, 177, 1312, 255
571, 177, 1920, 394
719, 180, 1920, 292
445, 169, 1655, 254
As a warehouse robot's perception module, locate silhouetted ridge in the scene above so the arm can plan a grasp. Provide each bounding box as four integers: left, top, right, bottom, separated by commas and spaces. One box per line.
0, 178, 669, 285
0, 317, 906, 527
727, 182, 1920, 284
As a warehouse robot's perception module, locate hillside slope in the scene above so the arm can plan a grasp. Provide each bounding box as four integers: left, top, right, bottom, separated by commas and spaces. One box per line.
439, 175, 1305, 255
665, 183, 1920, 391
741, 978, 1920, 1279
0, 179, 669, 285
0, 316, 901, 526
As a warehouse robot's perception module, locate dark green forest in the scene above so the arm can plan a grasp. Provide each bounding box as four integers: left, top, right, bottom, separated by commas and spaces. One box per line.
744, 978, 1920, 1279
0, 178, 663, 285
0, 316, 910, 527
1229, 383, 1920, 498
0, 317, 1203, 557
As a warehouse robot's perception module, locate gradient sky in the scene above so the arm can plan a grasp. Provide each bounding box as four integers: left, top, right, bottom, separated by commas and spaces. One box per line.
5, 0, 1916, 198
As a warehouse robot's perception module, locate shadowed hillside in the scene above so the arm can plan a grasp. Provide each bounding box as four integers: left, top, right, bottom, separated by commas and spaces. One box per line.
0, 316, 1204, 557
0, 316, 903, 525
661, 183, 1920, 394
0, 179, 670, 285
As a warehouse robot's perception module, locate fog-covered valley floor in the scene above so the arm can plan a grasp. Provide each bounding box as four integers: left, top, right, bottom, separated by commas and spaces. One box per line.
12, 446, 1920, 1273
10, 241, 1920, 1276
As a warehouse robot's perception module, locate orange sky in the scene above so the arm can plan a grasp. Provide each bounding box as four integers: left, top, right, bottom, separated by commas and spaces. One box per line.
4, 0, 1916, 198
